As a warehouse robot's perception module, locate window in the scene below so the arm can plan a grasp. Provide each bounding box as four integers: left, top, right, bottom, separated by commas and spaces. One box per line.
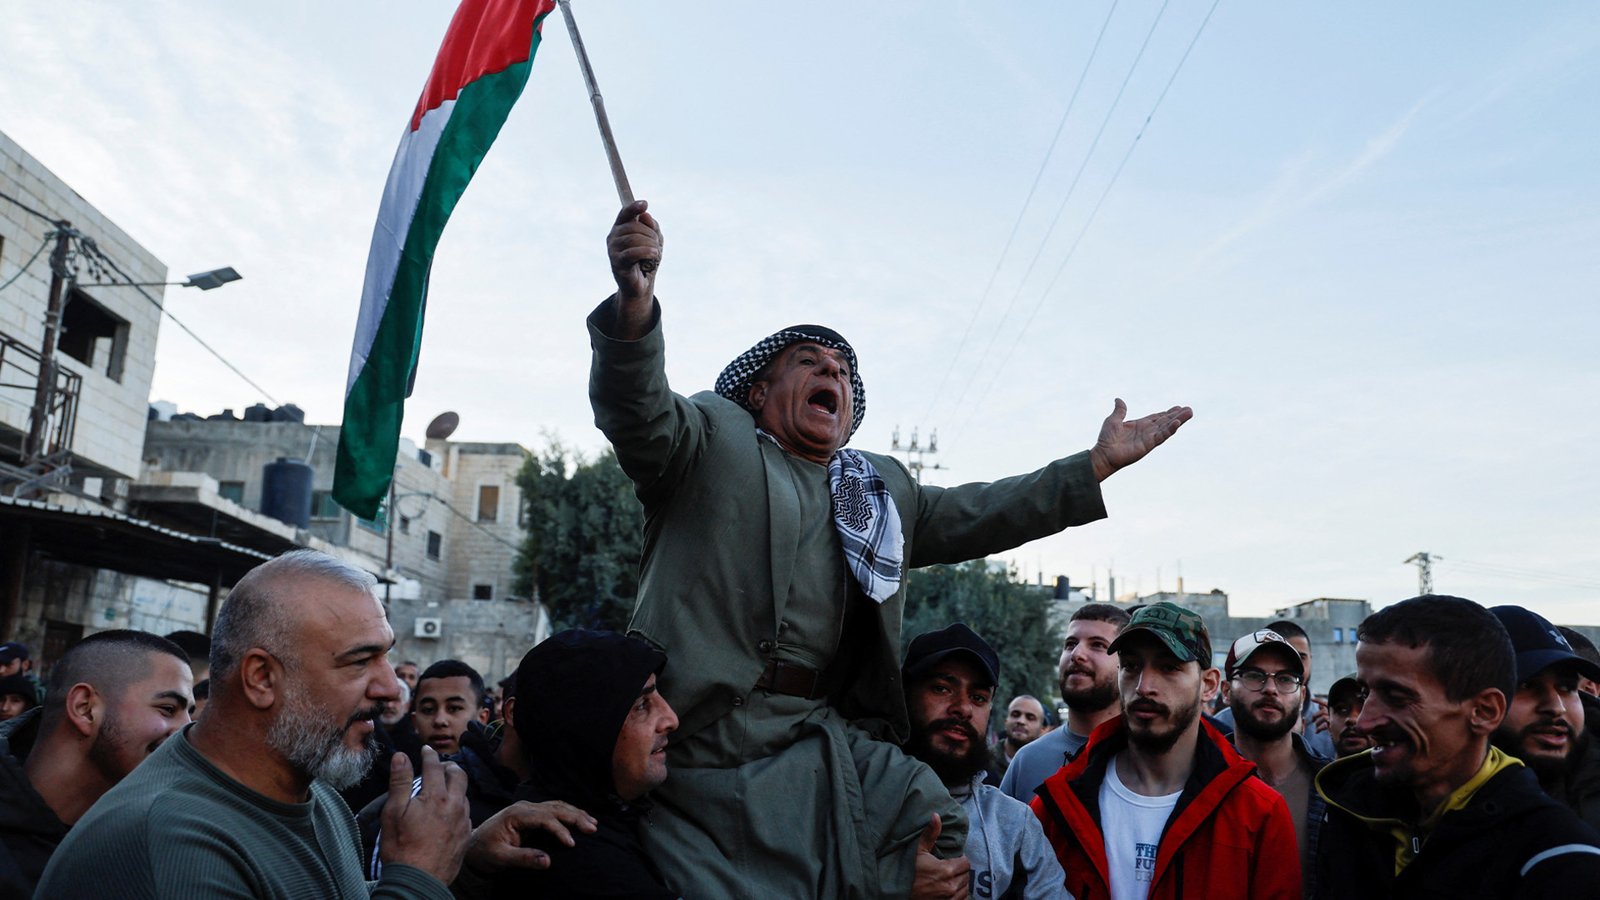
477, 484, 500, 522
356, 507, 387, 534
472, 583, 493, 601
1332, 627, 1343, 643
310, 491, 343, 520
57, 289, 130, 382
399, 515, 411, 535
217, 481, 245, 504
426, 530, 442, 560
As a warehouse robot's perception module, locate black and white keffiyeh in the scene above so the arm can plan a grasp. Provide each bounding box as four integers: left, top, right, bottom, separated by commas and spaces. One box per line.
829, 449, 903, 603
714, 325, 866, 437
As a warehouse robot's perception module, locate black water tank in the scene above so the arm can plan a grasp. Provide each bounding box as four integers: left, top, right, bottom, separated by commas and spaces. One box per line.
261, 457, 313, 527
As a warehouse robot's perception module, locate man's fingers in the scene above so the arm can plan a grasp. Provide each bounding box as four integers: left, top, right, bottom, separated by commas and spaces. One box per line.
419, 744, 442, 791
494, 846, 554, 871
385, 751, 414, 805
1108, 397, 1128, 425
545, 801, 599, 833
916, 813, 942, 854
443, 758, 468, 801
613, 199, 648, 226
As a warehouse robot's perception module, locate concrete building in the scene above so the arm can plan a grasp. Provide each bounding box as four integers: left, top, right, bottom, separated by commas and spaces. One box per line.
0, 128, 546, 682
139, 413, 545, 682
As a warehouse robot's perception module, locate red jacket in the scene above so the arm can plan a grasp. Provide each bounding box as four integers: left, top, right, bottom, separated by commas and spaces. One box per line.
1030, 715, 1300, 900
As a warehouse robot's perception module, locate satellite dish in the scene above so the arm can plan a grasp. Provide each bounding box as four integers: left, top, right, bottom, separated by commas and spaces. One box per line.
425, 411, 460, 440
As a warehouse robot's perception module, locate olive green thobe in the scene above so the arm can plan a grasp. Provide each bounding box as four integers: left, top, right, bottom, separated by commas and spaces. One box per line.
588, 299, 1108, 898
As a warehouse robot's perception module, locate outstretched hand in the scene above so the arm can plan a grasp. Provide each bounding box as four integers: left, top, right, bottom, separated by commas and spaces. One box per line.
1089, 398, 1193, 482
462, 799, 599, 876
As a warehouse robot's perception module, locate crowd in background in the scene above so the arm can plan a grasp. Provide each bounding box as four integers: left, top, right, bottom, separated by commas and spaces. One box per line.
0, 550, 1597, 898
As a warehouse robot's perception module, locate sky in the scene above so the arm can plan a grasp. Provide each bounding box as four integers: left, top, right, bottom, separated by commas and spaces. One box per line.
3, 1, 1597, 620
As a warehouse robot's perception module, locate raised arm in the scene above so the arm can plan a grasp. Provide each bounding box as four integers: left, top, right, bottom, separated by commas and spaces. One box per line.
602, 200, 663, 340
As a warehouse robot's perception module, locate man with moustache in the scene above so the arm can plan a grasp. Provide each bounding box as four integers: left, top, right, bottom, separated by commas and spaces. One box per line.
1032, 602, 1299, 900
902, 625, 1070, 899
1003, 603, 1130, 804
1489, 605, 1600, 831
1223, 630, 1330, 898
1313, 595, 1600, 899
38, 550, 593, 899
1324, 674, 1372, 758
0, 630, 193, 897
596, 201, 1192, 897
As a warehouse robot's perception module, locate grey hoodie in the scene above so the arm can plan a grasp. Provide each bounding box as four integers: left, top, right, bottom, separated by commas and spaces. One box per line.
950, 772, 1074, 900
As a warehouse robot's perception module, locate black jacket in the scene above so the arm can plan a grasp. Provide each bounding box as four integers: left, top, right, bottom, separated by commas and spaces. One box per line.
490, 629, 678, 900
0, 709, 68, 900
1314, 750, 1600, 899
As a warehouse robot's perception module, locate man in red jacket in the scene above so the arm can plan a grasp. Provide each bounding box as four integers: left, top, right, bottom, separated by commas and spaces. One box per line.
1031, 601, 1300, 900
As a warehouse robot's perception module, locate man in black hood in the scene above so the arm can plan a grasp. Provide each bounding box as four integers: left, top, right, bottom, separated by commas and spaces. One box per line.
491, 629, 680, 899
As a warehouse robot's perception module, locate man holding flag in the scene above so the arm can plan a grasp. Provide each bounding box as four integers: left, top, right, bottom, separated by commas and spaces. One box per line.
590, 200, 1191, 897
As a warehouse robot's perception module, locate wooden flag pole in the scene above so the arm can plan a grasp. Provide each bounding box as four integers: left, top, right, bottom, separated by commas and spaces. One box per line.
558, 0, 658, 273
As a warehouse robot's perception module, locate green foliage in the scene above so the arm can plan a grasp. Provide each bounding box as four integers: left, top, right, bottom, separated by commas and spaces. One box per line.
903, 560, 1063, 733
512, 440, 643, 633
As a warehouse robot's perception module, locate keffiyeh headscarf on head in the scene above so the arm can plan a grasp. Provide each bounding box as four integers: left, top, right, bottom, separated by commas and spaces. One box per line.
714, 325, 866, 438
726, 326, 902, 603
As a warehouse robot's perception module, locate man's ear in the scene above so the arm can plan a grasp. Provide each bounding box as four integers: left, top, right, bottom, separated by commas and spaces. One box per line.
477, 706, 491, 725
239, 648, 282, 711
1201, 667, 1222, 704
747, 380, 768, 411
63, 683, 102, 739
501, 696, 516, 726
1467, 687, 1508, 735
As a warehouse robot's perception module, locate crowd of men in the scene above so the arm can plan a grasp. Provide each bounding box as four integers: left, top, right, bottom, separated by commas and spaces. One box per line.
1, 562, 1597, 899
0, 202, 1595, 898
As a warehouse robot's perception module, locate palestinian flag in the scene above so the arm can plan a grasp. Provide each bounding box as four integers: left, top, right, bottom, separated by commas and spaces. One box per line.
335, 0, 556, 518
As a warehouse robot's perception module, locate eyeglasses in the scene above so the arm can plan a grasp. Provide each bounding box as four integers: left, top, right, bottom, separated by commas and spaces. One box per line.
1233, 670, 1303, 694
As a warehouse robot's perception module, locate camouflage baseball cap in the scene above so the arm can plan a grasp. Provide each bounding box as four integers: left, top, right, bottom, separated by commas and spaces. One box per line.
1108, 601, 1212, 664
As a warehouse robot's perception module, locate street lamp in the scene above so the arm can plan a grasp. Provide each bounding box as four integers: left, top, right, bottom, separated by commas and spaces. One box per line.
77, 266, 243, 291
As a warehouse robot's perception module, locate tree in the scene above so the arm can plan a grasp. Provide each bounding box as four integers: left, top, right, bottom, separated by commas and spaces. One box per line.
902, 560, 1063, 733
512, 440, 643, 633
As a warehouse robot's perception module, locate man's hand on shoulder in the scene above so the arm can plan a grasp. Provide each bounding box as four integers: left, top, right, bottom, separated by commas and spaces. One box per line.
1088, 398, 1193, 482
461, 799, 599, 877
607, 200, 663, 339
379, 746, 471, 884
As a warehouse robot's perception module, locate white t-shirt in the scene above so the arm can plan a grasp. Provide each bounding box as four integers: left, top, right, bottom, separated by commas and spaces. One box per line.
1098, 756, 1182, 900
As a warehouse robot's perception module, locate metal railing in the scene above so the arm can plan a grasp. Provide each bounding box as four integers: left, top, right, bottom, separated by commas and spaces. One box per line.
0, 328, 80, 461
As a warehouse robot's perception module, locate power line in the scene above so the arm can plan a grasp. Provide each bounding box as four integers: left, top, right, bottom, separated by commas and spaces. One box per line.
919, 0, 1123, 423
0, 232, 53, 294
1441, 558, 1600, 592
953, 0, 1224, 437
2, 186, 282, 406
434, 494, 524, 553
944, 0, 1175, 422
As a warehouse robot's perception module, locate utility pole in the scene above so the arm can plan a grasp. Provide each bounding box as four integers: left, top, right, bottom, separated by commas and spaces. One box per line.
890, 425, 945, 483
1404, 552, 1439, 595
24, 225, 74, 463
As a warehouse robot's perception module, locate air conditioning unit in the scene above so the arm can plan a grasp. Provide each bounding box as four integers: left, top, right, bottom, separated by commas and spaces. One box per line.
414, 617, 443, 639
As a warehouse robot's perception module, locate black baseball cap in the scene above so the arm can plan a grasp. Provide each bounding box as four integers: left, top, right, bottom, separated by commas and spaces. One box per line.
0, 643, 28, 665
903, 623, 1000, 688
1489, 606, 1600, 685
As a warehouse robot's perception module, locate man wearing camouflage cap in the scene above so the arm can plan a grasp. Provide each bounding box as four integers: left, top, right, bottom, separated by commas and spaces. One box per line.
591, 201, 1192, 898
1032, 602, 1299, 899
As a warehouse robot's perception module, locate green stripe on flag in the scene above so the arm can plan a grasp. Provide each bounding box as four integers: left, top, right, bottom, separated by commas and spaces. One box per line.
334, 57, 535, 519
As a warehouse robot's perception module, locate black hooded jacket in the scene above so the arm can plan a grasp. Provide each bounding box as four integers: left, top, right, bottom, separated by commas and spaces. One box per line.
0, 709, 69, 900
491, 629, 679, 899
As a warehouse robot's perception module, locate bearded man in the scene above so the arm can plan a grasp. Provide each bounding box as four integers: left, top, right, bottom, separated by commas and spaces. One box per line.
38, 550, 593, 899
594, 201, 1191, 897
1003, 603, 1129, 804
1032, 602, 1299, 900
1222, 629, 1330, 896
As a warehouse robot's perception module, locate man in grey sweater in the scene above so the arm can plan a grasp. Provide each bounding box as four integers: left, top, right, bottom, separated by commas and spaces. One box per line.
903, 624, 1073, 899
38, 550, 596, 899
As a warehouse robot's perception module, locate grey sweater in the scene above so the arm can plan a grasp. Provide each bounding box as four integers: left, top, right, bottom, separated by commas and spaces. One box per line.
36, 726, 450, 899
951, 773, 1075, 899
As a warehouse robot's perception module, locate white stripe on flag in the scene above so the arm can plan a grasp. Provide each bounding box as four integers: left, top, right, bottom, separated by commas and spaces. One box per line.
345, 99, 457, 394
